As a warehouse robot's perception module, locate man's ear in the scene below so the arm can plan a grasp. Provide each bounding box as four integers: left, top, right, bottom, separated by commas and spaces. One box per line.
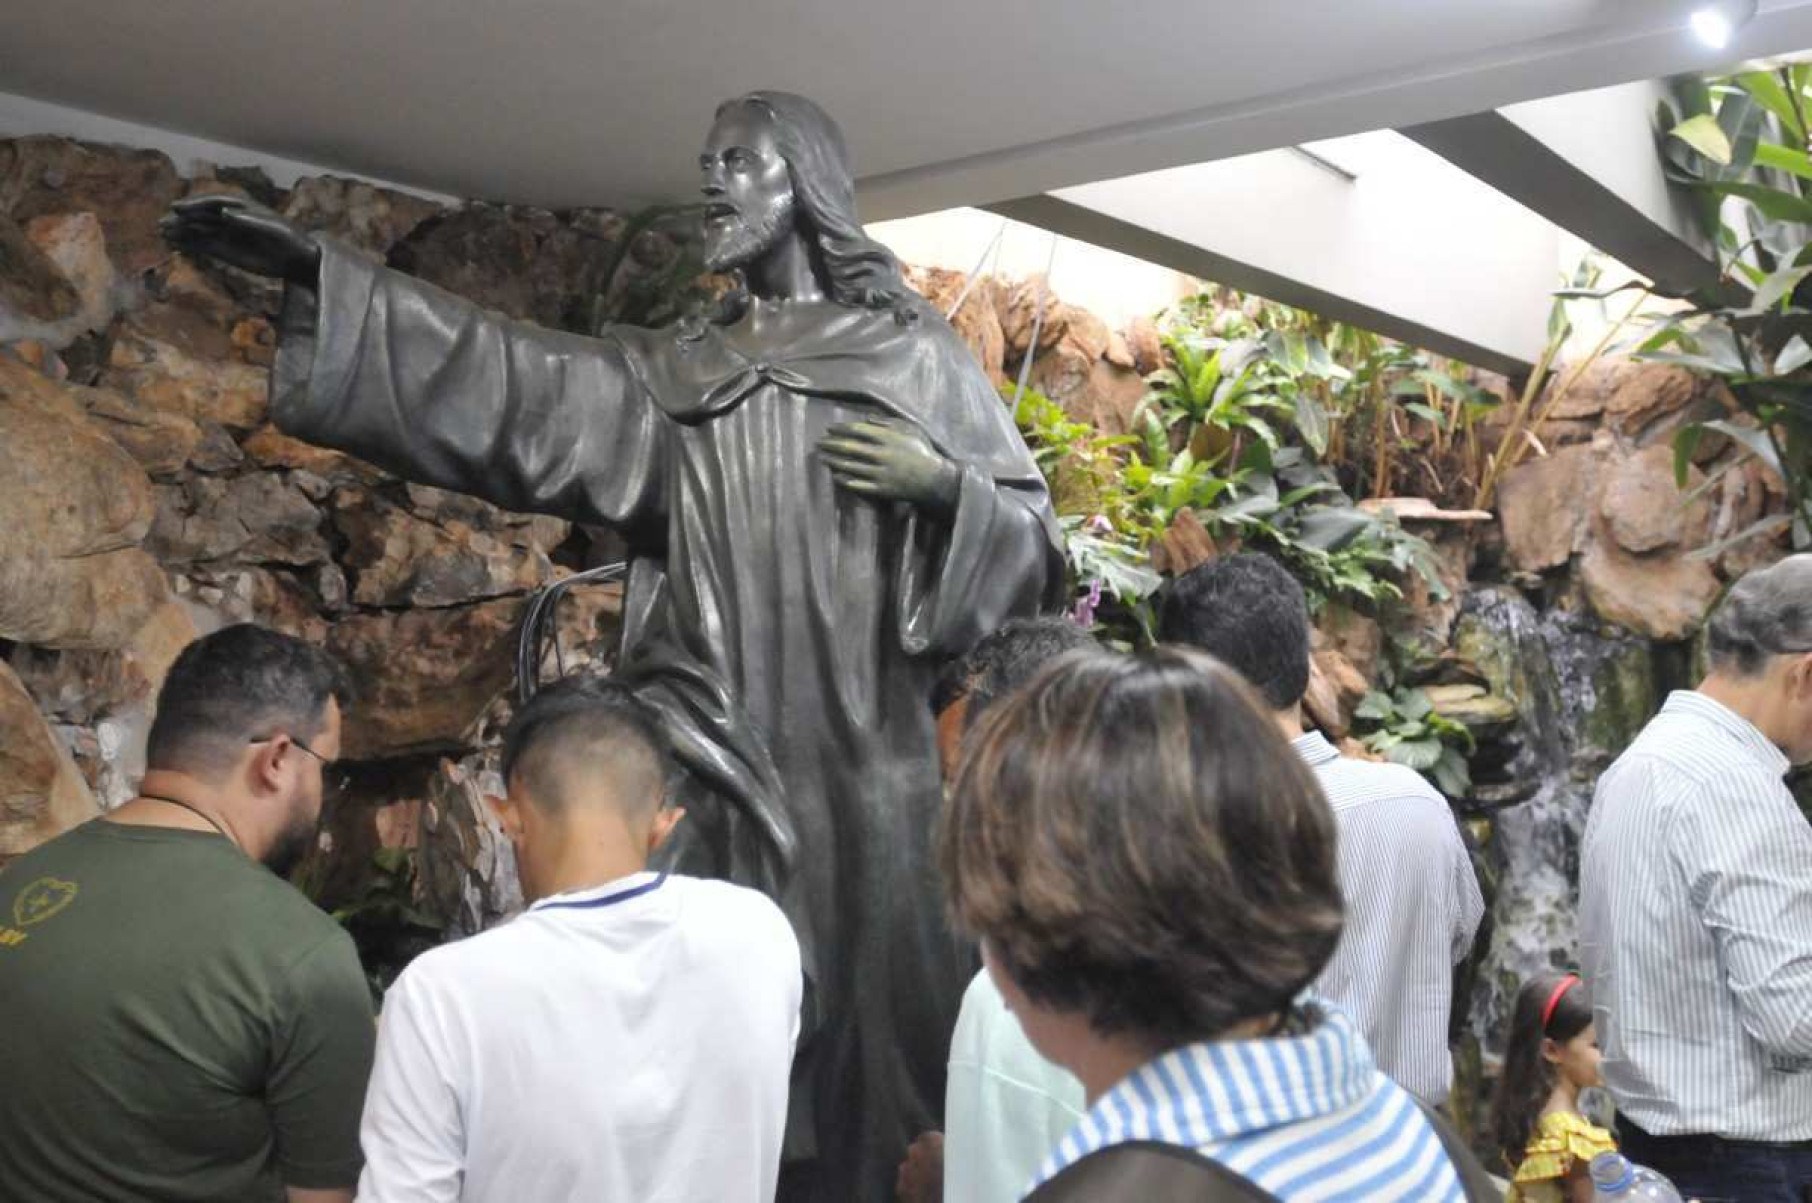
648, 806, 687, 853
485, 793, 522, 840
1790, 651, 1812, 698
246, 735, 293, 795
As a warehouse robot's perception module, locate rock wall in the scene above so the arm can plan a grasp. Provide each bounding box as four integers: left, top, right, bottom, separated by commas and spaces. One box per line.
0, 132, 1796, 1033
0, 137, 716, 964
0, 136, 1155, 972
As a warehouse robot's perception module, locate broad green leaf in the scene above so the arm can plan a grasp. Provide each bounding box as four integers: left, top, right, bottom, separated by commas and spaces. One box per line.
1674, 75, 1715, 123
1637, 325, 1691, 354
1745, 262, 1811, 314
1397, 690, 1435, 721
1278, 481, 1341, 507
1688, 179, 1812, 225
1755, 141, 1812, 183
1214, 492, 1281, 523
1355, 691, 1395, 721
1295, 506, 1374, 552
1293, 394, 1329, 456
1716, 92, 1764, 177
1417, 370, 1480, 404
1778, 334, 1812, 375
1385, 738, 1445, 772
1430, 754, 1470, 799
1673, 424, 1704, 486
1304, 337, 1349, 381
1735, 70, 1807, 142
1670, 113, 1733, 165
1701, 418, 1785, 476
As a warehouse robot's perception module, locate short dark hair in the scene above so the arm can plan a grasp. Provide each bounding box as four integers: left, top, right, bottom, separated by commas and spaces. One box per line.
1707, 554, 1812, 676
1157, 553, 1311, 710
501, 675, 671, 815
940, 648, 1343, 1048
931, 617, 1097, 725
145, 624, 349, 778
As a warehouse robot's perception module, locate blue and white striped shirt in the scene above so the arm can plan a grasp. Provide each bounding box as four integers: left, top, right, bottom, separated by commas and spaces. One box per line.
1293, 731, 1483, 1105
1026, 1002, 1465, 1200
1580, 689, 1812, 1141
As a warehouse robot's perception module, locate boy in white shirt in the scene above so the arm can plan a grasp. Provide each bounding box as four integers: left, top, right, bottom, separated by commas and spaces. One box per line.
358, 675, 803, 1203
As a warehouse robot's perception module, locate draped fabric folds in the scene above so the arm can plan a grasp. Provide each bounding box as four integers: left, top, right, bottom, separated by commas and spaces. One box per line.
272, 242, 1064, 1201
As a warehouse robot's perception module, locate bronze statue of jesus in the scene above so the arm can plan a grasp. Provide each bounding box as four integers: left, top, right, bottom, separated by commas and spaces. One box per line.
165, 91, 1064, 1201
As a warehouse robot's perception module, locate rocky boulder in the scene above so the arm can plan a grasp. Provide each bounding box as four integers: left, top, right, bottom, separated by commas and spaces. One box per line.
0, 661, 100, 863
1580, 534, 1723, 641
1495, 442, 1601, 575
0, 212, 79, 335
326, 600, 523, 761
906, 266, 1006, 383
331, 490, 561, 608
388, 203, 618, 334
282, 175, 444, 261
0, 354, 169, 649
174, 567, 329, 643
102, 321, 268, 431
148, 473, 328, 567
1599, 443, 1712, 554
1028, 349, 1148, 435
0, 136, 183, 276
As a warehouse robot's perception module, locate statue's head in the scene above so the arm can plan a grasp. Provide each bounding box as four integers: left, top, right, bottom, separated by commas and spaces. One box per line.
700, 91, 909, 313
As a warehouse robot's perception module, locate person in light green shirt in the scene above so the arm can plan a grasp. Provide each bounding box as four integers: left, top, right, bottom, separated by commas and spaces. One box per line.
0, 624, 373, 1203
944, 968, 1087, 1202
909, 618, 1091, 1203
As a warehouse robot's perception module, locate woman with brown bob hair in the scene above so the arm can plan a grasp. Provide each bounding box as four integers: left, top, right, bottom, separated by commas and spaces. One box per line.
940, 648, 1474, 1199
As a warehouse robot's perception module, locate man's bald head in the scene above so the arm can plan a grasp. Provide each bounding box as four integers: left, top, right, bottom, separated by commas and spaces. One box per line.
501, 676, 671, 817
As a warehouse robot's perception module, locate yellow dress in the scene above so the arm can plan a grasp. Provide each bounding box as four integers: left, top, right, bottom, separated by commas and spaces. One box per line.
1507, 1111, 1618, 1203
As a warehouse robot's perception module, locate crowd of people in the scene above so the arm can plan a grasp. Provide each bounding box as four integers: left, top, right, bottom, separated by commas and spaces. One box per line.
0, 551, 1807, 1201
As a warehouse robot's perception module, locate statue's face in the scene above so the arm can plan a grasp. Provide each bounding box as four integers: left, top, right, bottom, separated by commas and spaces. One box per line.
699, 105, 797, 274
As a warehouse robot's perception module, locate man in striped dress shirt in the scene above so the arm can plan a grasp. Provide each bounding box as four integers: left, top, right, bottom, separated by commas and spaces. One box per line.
1159, 555, 1484, 1106
1580, 554, 1812, 1201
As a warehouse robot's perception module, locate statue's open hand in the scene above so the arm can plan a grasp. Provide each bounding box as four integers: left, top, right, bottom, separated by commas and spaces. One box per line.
819, 420, 961, 517
159, 195, 321, 285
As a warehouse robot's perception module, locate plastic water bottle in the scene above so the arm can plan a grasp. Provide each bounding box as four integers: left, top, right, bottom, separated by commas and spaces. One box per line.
1588, 1151, 1685, 1201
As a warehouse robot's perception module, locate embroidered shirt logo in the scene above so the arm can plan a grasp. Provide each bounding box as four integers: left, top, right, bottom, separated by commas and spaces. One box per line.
12, 877, 78, 927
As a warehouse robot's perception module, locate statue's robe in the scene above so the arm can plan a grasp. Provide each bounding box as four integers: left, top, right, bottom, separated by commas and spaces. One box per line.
272, 242, 1064, 1202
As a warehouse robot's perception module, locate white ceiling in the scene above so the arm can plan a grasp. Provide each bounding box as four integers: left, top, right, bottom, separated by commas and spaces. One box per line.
6, 1, 1812, 218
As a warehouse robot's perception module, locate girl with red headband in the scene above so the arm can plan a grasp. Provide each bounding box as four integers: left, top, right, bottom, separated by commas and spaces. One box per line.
1490, 972, 1616, 1202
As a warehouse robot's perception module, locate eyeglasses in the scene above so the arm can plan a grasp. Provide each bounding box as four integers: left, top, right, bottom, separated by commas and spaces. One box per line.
248, 735, 352, 797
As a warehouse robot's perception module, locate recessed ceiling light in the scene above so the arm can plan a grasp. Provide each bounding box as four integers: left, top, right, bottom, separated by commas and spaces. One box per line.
1690, 0, 1759, 50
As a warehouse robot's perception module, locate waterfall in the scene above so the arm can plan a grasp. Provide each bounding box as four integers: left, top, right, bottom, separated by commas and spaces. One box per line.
1451, 586, 1665, 1061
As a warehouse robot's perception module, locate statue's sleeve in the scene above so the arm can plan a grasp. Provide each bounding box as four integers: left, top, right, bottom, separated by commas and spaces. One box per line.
894, 328, 1066, 657
270, 240, 665, 529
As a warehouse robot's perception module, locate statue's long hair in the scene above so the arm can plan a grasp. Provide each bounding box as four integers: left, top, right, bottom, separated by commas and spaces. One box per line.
713, 91, 914, 321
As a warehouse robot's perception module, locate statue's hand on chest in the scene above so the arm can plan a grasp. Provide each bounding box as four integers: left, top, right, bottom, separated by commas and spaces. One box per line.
817, 420, 960, 519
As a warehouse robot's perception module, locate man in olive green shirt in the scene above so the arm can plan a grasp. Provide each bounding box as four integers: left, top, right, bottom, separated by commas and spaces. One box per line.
0, 623, 374, 1203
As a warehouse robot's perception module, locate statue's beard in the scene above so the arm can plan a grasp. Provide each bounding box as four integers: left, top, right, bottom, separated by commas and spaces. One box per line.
702, 194, 797, 274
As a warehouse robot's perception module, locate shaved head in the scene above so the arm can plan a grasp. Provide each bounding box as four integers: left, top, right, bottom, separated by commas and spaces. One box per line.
501, 676, 671, 816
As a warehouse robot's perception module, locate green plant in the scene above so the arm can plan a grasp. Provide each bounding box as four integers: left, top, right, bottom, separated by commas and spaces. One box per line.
1354, 686, 1475, 798
1006, 294, 1468, 641
1625, 67, 1812, 552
